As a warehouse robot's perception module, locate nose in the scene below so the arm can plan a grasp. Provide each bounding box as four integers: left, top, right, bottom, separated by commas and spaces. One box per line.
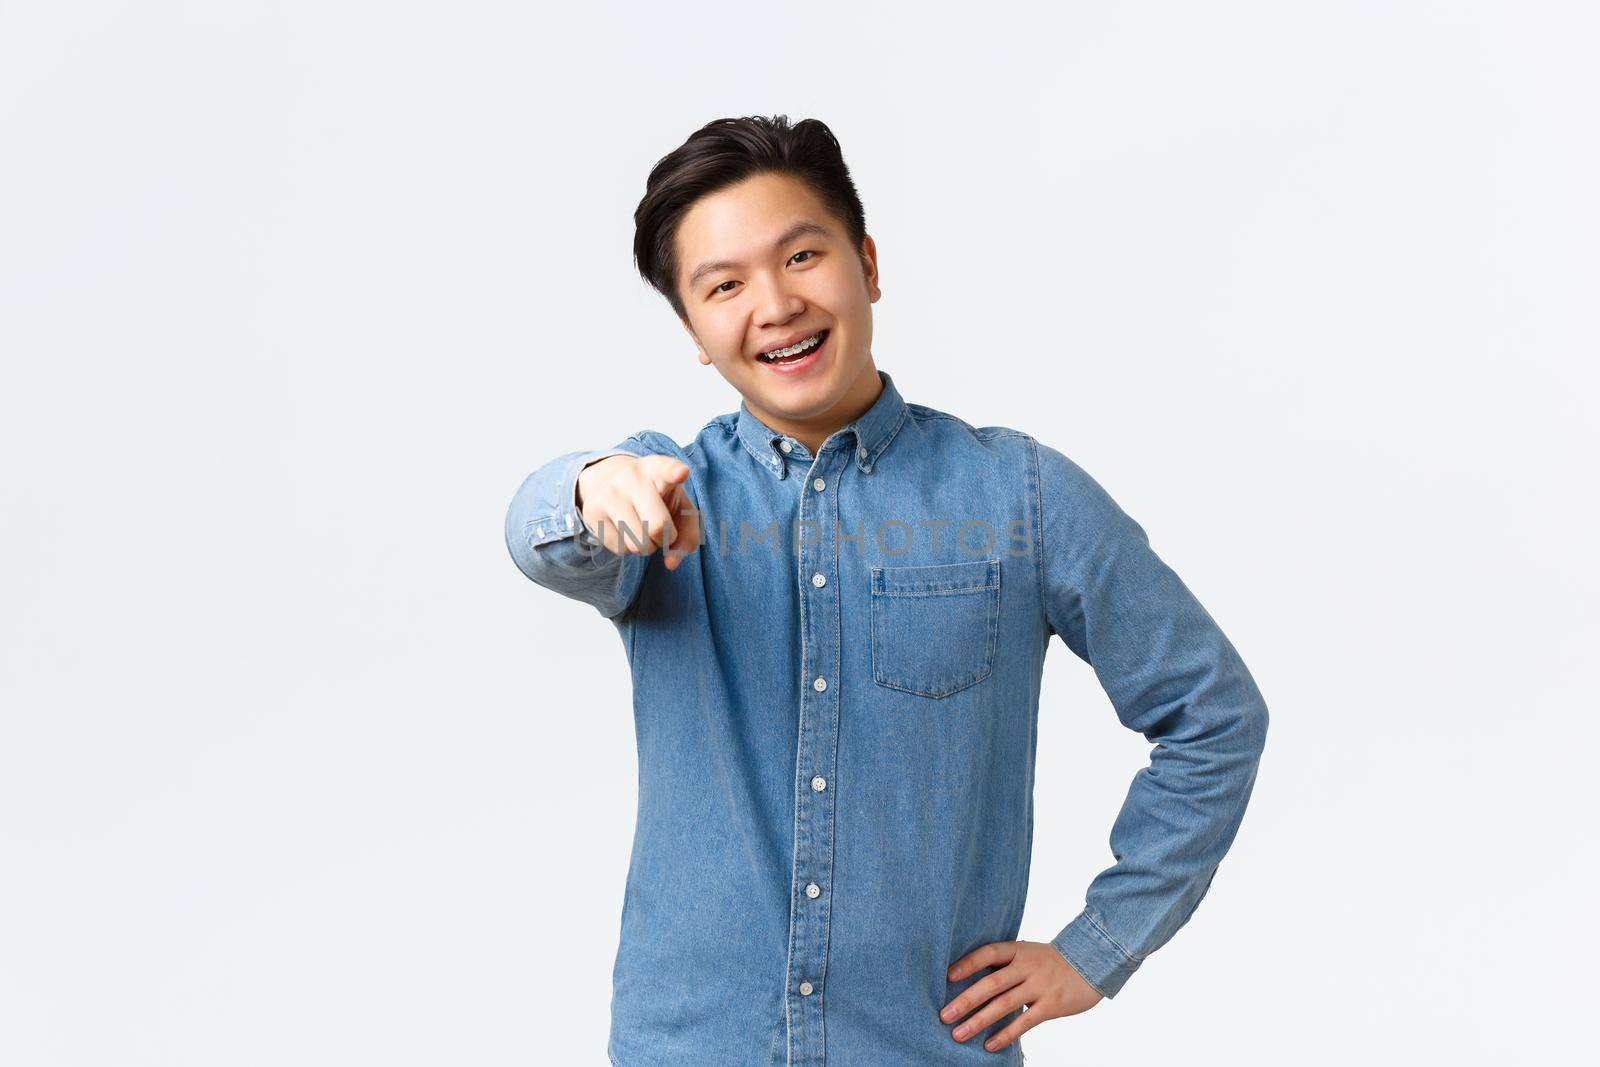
753, 271, 806, 329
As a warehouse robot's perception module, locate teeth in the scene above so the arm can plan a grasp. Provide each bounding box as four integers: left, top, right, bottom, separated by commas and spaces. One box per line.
763, 332, 823, 361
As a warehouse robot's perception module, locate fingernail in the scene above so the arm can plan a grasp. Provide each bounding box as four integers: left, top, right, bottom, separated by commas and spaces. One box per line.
953, 1025, 969, 1039
985, 1039, 999, 1052
940, 1007, 954, 1021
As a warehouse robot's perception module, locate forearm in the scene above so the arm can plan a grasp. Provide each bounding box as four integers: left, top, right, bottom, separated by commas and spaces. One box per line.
504, 443, 649, 619
1052, 658, 1268, 997
1036, 438, 1270, 997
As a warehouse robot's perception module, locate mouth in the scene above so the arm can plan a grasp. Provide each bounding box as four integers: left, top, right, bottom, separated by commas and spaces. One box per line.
756, 329, 829, 373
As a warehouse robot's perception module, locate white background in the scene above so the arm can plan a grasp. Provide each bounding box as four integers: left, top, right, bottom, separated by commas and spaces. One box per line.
3, 2, 1595, 1063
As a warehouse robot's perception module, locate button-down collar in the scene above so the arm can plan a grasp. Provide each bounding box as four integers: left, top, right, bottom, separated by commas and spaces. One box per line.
734, 369, 908, 480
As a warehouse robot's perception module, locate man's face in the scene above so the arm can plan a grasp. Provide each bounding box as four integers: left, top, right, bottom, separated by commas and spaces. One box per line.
674, 171, 881, 436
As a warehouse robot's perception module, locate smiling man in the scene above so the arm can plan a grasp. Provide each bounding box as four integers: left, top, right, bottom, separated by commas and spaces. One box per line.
504, 115, 1269, 1066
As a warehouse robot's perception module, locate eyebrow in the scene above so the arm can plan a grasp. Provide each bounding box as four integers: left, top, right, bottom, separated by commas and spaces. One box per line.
686, 220, 834, 291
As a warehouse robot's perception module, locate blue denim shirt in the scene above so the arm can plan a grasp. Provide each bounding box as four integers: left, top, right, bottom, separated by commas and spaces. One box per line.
504, 370, 1268, 1066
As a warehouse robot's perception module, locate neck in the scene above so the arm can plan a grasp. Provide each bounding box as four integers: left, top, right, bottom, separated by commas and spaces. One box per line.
750, 362, 882, 455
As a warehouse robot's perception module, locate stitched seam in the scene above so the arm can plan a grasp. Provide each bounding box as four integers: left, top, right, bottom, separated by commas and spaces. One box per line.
869, 400, 910, 468
733, 413, 785, 474
904, 409, 1029, 441
875, 557, 993, 571
1084, 909, 1141, 964
1027, 436, 1046, 639
872, 585, 995, 598
1050, 939, 1113, 1000
820, 448, 842, 1059
988, 558, 1000, 684
871, 558, 998, 594
872, 674, 990, 699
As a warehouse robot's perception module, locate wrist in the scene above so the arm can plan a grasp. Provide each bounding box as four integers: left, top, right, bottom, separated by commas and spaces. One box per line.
576, 453, 625, 511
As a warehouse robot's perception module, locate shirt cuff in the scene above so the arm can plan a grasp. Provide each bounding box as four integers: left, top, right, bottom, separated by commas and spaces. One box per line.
1050, 909, 1141, 999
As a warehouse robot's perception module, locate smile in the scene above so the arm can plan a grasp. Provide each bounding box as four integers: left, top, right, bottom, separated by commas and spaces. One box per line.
758, 329, 829, 366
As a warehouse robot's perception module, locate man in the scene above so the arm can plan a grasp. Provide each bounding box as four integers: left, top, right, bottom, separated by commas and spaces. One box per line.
504, 114, 1269, 1066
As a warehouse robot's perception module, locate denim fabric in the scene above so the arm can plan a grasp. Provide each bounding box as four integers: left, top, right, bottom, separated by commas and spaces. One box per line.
504, 370, 1268, 1066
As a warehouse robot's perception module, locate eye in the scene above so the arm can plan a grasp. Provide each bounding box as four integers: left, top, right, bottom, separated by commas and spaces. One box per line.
708, 251, 819, 298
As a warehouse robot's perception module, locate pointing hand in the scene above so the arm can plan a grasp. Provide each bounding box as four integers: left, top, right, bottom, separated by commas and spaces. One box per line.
575, 454, 702, 571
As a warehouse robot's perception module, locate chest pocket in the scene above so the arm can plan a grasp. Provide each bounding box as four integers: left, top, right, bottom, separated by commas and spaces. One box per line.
870, 557, 1001, 699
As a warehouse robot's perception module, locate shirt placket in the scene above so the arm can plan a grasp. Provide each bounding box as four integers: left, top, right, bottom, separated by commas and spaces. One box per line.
784, 440, 844, 1067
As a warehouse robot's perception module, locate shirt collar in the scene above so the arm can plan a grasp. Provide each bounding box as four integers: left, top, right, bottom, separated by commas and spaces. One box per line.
734, 369, 908, 481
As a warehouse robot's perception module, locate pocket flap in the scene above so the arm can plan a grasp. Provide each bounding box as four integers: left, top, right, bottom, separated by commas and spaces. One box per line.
871, 557, 999, 596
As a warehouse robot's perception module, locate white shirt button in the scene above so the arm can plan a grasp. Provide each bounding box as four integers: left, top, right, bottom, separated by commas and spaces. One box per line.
799, 981, 814, 996
805, 883, 820, 898
862, 464, 872, 474
811, 572, 826, 588
535, 526, 545, 538
812, 477, 826, 491
811, 776, 826, 791
564, 514, 574, 529
813, 675, 827, 692
858, 446, 868, 459
778, 439, 792, 453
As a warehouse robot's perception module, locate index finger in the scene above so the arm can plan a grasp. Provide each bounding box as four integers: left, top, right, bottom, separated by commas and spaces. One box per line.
644, 454, 691, 496
664, 483, 701, 570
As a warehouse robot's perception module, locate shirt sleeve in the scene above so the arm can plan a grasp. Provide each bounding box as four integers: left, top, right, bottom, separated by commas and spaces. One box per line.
503, 437, 658, 620
1034, 439, 1269, 999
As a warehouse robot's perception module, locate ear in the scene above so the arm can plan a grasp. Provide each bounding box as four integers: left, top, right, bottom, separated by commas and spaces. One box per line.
680, 314, 712, 366
858, 233, 882, 304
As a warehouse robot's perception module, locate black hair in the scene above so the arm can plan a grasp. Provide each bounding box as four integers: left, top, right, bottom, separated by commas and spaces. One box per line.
632, 114, 870, 321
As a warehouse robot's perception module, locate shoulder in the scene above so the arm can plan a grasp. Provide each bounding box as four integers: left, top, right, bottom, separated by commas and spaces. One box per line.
908, 403, 1125, 523
900, 399, 1034, 456
900, 401, 1104, 491
1026, 435, 1110, 501
617, 424, 715, 467
1024, 436, 1146, 549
